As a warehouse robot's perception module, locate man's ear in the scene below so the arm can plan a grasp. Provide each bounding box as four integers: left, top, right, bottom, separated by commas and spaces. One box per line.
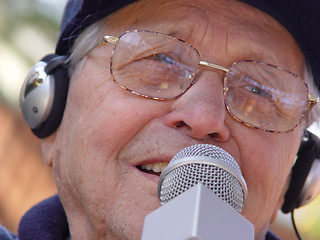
40, 133, 57, 167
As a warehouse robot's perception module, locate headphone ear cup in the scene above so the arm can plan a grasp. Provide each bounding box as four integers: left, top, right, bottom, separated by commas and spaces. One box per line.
33, 54, 69, 138
20, 54, 69, 138
282, 131, 320, 213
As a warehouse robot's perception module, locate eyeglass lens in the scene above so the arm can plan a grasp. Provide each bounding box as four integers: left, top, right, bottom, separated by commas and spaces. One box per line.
110, 30, 309, 132
111, 31, 200, 99
225, 61, 308, 132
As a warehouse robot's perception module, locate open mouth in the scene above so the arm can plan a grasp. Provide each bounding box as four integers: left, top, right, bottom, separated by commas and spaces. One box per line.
137, 162, 169, 177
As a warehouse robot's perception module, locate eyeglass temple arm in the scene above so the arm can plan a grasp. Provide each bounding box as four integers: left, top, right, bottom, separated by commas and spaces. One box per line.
89, 36, 119, 52
308, 93, 319, 111
97, 36, 119, 46
78, 36, 119, 61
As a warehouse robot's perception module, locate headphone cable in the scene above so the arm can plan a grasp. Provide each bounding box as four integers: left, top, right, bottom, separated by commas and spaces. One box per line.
291, 209, 302, 240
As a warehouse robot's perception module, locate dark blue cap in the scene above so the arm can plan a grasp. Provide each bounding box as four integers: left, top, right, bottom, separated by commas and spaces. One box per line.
56, 0, 320, 89
56, 0, 137, 55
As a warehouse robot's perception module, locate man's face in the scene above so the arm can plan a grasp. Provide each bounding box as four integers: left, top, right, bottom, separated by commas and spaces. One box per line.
43, 0, 306, 239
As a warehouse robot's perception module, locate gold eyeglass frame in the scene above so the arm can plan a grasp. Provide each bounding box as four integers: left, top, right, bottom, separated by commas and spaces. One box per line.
87, 29, 319, 133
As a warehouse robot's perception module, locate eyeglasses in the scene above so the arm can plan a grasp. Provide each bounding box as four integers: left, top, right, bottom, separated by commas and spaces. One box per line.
92, 30, 318, 133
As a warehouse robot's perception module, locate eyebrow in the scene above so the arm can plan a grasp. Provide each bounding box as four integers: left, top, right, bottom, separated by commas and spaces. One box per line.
167, 31, 180, 38
241, 52, 276, 65
166, 30, 280, 70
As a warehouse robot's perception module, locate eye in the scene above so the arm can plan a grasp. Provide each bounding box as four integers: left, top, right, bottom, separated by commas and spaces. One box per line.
245, 85, 270, 98
153, 53, 176, 65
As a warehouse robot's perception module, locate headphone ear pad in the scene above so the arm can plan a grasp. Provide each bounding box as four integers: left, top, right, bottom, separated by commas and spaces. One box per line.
281, 131, 319, 213
31, 54, 69, 138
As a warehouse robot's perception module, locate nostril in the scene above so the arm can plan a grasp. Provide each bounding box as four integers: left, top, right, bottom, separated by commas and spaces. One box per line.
208, 133, 218, 138
176, 121, 187, 128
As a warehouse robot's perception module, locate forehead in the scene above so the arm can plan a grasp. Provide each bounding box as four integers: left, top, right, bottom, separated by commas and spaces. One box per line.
107, 0, 286, 35
103, 0, 304, 73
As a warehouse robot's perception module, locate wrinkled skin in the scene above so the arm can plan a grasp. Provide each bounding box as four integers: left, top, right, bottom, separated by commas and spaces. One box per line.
42, 0, 306, 239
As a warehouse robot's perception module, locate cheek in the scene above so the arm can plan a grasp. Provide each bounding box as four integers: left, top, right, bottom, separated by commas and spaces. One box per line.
236, 128, 300, 184
62, 81, 163, 181
68, 55, 169, 157
237, 129, 301, 232
53, 73, 170, 231
82, 94, 168, 159
243, 133, 298, 187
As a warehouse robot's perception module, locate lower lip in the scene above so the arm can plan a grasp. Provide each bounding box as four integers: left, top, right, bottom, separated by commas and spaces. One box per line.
135, 166, 161, 183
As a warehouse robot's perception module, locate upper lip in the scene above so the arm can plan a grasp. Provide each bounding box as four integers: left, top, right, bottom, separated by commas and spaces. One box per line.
119, 141, 193, 167
119, 135, 236, 168
134, 154, 174, 167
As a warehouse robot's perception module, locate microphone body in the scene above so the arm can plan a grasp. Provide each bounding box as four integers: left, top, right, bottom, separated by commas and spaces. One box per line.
141, 144, 255, 240
141, 183, 254, 240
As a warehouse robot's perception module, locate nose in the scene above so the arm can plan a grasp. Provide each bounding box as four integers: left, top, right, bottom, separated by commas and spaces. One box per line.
164, 72, 230, 141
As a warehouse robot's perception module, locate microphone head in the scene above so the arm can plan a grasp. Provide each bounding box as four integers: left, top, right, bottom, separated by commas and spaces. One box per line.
158, 144, 248, 213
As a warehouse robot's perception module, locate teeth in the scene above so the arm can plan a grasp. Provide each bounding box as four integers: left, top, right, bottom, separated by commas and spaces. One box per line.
140, 162, 169, 173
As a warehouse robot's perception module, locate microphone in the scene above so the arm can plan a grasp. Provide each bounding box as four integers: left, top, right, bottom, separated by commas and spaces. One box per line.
158, 144, 247, 211
141, 144, 254, 240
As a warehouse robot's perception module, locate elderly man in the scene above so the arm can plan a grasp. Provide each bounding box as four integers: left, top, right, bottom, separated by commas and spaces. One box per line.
2, 0, 320, 239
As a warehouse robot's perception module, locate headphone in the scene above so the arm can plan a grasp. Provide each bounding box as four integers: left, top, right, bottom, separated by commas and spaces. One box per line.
282, 130, 320, 213
20, 54, 69, 138
20, 54, 320, 213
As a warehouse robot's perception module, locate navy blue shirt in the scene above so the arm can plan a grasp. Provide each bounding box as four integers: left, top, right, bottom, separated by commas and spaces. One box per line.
0, 195, 280, 240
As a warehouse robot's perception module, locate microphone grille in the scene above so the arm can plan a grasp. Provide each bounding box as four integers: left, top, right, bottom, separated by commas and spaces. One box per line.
158, 144, 247, 213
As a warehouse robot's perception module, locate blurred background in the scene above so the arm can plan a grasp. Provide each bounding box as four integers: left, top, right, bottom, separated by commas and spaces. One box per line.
0, 0, 64, 233
0, 0, 319, 239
